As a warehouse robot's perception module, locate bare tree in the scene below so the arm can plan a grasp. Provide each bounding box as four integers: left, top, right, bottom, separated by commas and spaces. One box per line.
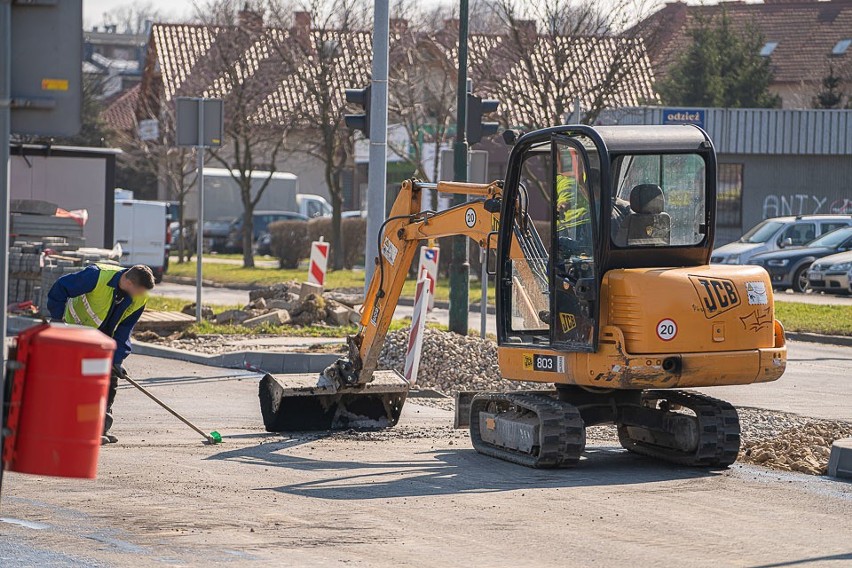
387, 22, 457, 193
470, 0, 658, 201
265, 0, 371, 270
474, 0, 657, 127
99, 1, 166, 34
197, 0, 289, 268
108, 94, 198, 262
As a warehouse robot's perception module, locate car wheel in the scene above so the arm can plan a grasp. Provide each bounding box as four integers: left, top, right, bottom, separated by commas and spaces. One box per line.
792, 265, 810, 293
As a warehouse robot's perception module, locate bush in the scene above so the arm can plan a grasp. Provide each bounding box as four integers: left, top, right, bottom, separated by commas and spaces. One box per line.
341, 217, 367, 269
271, 216, 369, 270
269, 220, 310, 268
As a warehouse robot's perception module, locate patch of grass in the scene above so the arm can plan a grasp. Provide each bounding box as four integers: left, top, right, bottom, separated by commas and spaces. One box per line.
146, 295, 239, 315
776, 302, 852, 336
166, 262, 495, 303
184, 317, 445, 338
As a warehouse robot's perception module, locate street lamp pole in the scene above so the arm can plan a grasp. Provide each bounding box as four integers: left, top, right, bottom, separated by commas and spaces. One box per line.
448, 0, 470, 335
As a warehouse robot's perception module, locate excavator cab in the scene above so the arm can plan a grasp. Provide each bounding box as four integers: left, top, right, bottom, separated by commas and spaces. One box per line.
497, 125, 716, 353
261, 125, 787, 470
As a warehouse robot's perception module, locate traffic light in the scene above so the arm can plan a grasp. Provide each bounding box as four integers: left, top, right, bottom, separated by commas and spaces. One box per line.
344, 85, 371, 137
467, 93, 499, 144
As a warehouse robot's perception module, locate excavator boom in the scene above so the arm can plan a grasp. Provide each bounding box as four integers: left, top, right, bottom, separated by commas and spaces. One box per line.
259, 179, 508, 431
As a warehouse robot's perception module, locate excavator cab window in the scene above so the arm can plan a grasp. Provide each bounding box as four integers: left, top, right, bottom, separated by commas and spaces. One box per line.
611, 153, 707, 248
551, 137, 599, 350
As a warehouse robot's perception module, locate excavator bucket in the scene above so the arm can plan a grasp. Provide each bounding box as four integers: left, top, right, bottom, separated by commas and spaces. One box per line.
258, 370, 409, 431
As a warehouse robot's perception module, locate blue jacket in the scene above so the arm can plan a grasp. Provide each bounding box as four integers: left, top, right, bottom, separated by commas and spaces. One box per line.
47, 265, 144, 365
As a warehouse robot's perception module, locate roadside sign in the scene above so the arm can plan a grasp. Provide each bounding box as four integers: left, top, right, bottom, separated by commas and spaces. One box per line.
9, 0, 83, 136
176, 98, 224, 147
662, 108, 705, 129
138, 119, 159, 142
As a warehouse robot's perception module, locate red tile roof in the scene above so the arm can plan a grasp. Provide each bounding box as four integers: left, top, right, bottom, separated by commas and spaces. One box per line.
145, 21, 657, 128
101, 83, 141, 133
641, 0, 852, 85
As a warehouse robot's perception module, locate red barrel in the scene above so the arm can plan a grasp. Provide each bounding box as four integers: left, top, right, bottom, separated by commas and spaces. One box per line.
8, 323, 116, 479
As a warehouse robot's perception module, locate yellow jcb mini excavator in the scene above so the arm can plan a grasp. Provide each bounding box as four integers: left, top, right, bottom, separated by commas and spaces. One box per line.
259, 124, 787, 468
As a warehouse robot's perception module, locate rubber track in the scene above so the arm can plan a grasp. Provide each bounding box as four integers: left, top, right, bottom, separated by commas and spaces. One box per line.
618, 390, 741, 468
469, 392, 585, 468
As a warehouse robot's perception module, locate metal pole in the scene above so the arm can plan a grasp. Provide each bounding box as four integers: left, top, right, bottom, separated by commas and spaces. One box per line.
449, 0, 470, 335
0, 0, 12, 494
480, 247, 487, 338
364, 0, 389, 292
195, 100, 204, 323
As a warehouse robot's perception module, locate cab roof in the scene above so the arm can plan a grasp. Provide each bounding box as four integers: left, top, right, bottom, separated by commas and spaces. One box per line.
593, 125, 711, 153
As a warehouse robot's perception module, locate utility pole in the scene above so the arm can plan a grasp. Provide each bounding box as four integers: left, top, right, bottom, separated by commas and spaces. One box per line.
0, 0, 12, 492
448, 0, 470, 335
364, 0, 390, 291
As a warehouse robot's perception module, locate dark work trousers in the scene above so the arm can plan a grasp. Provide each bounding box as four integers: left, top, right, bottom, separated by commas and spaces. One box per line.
104, 367, 120, 434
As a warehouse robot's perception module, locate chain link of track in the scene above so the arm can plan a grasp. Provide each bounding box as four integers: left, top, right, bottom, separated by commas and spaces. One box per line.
617, 390, 741, 467
469, 392, 585, 468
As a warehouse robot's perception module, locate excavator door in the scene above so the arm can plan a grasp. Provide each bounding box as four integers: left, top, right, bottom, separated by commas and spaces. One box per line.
550, 136, 600, 351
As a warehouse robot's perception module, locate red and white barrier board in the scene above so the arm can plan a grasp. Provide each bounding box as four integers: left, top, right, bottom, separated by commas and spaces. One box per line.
417, 245, 440, 311
308, 239, 330, 287
404, 269, 432, 385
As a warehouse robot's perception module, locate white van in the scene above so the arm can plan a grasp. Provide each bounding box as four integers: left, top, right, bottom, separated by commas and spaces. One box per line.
113, 200, 168, 282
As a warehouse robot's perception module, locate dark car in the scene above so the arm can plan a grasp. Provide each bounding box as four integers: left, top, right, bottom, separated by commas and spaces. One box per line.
750, 226, 852, 292
225, 210, 308, 253
203, 217, 234, 253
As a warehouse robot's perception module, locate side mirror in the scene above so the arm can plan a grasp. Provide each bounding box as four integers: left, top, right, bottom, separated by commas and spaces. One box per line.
780, 237, 793, 248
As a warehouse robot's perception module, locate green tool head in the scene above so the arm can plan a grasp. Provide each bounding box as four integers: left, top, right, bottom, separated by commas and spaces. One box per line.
209, 431, 222, 444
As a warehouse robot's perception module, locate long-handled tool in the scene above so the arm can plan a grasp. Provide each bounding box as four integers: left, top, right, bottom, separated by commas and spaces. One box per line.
114, 368, 222, 444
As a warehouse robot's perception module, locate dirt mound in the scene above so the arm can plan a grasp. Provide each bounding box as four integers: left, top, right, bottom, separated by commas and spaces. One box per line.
741, 420, 852, 475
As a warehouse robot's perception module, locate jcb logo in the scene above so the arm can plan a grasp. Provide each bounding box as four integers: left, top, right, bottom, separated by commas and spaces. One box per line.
689, 276, 741, 318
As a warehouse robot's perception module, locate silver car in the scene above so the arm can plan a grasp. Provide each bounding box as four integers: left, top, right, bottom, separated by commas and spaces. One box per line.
712, 215, 852, 265
808, 250, 852, 294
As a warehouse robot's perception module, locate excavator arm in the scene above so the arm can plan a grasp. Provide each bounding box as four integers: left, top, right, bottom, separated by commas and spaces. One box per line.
322, 178, 504, 388
259, 177, 547, 432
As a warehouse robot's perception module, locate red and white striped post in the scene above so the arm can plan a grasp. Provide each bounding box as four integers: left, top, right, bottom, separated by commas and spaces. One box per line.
308, 238, 330, 287
417, 244, 440, 311
404, 268, 432, 385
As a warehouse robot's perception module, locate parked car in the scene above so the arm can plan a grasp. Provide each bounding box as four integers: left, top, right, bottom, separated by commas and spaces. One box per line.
808, 250, 852, 294
297, 193, 333, 218
225, 210, 308, 253
750, 226, 852, 292
202, 217, 234, 253
711, 215, 852, 265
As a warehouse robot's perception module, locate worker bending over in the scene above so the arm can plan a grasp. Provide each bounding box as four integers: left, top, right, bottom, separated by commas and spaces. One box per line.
47, 263, 154, 445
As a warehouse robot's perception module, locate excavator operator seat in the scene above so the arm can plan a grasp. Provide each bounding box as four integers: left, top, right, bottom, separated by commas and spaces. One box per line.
626, 184, 670, 247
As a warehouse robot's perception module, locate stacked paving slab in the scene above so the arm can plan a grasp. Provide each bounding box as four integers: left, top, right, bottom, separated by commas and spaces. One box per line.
7, 200, 117, 314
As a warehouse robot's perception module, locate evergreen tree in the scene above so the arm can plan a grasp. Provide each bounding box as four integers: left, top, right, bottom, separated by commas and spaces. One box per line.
813, 64, 845, 109
659, 11, 780, 108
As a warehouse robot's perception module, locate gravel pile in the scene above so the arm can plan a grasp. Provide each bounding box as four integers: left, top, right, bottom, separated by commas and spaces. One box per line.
378, 328, 544, 394
740, 420, 852, 475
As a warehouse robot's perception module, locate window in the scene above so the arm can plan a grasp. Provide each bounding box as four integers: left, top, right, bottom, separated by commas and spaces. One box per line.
821, 222, 852, 234
832, 39, 851, 56
717, 164, 743, 229
760, 41, 778, 57
778, 223, 816, 246
611, 153, 706, 247
509, 149, 551, 334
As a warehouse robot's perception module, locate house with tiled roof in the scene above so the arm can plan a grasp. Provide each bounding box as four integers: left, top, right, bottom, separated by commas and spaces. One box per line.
639, 0, 852, 109
113, 8, 657, 208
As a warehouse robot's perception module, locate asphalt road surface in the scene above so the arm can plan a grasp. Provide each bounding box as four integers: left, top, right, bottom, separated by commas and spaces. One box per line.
2, 345, 851, 567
